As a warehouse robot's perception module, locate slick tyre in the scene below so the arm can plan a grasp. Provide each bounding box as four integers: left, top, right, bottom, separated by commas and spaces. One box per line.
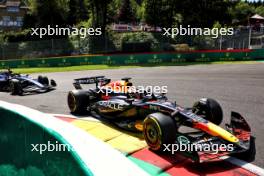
143, 113, 177, 151
42, 76, 49, 85
192, 98, 223, 125
10, 80, 23, 95
67, 90, 90, 114
50, 79, 57, 87
38, 75, 49, 85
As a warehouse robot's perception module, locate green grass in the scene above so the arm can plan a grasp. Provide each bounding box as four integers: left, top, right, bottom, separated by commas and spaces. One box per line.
9, 60, 260, 74
11, 65, 139, 74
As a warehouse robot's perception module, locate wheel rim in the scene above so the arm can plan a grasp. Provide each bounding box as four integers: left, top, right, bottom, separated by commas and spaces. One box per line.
143, 118, 161, 150
68, 92, 77, 112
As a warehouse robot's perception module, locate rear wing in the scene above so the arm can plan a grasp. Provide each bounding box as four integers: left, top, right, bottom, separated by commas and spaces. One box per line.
73, 76, 110, 89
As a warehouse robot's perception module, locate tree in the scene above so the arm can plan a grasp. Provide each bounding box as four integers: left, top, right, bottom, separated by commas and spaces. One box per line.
143, 0, 178, 27
117, 0, 135, 23
143, 0, 233, 28
67, 0, 89, 25
26, 0, 70, 27
175, 0, 232, 28
255, 6, 264, 17
89, 0, 113, 33
230, 1, 255, 24
143, 0, 161, 27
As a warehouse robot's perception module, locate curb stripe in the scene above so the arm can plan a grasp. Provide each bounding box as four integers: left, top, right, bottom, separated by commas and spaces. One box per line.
53, 114, 264, 176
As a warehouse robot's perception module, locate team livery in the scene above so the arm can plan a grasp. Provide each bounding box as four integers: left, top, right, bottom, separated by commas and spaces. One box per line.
67, 76, 252, 162
0, 69, 57, 95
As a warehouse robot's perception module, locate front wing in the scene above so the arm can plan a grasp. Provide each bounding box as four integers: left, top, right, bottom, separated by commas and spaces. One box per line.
172, 112, 251, 163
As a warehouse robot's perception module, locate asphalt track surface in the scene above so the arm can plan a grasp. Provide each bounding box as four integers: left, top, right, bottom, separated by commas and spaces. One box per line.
1, 63, 264, 168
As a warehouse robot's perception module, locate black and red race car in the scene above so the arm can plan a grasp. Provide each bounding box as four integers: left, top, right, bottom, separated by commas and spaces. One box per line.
67, 76, 252, 162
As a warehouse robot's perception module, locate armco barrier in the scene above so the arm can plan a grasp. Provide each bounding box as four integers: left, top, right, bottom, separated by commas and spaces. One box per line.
0, 49, 263, 69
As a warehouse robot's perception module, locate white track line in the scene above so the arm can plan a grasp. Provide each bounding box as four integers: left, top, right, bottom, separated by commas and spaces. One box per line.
50, 114, 99, 122
52, 113, 264, 176
221, 156, 264, 176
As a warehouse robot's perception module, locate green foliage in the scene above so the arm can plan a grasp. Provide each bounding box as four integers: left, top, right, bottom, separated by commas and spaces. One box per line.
143, 0, 178, 27
230, 1, 255, 23
131, 0, 144, 21
175, 0, 233, 28
0, 30, 31, 43
1, 38, 74, 60
192, 35, 215, 50
67, 0, 90, 25
22, 0, 264, 32
213, 21, 222, 29
2, 0, 264, 57
108, 0, 142, 22
121, 32, 156, 43
143, 0, 230, 28
255, 6, 264, 17
121, 32, 159, 51
25, 0, 70, 26
117, 0, 136, 23
0, 35, 6, 45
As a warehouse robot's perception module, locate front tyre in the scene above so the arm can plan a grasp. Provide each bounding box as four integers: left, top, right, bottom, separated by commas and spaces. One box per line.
50, 79, 57, 87
10, 80, 23, 95
143, 113, 177, 151
67, 90, 90, 114
42, 76, 49, 85
38, 75, 49, 85
192, 98, 223, 125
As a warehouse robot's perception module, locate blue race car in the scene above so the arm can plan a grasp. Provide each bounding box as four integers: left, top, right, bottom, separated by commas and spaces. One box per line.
0, 69, 57, 95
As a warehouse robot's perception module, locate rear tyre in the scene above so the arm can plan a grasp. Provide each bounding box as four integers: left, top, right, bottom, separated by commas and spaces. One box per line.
192, 98, 223, 125
38, 75, 43, 83
42, 76, 49, 85
143, 113, 177, 151
67, 90, 90, 114
38, 75, 49, 85
10, 80, 23, 95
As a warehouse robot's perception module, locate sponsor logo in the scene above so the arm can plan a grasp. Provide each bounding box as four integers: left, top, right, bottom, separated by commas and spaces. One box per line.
98, 101, 125, 110
177, 136, 190, 144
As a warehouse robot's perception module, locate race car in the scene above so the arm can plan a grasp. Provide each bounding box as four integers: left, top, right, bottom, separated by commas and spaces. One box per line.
67, 76, 252, 162
0, 69, 57, 95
